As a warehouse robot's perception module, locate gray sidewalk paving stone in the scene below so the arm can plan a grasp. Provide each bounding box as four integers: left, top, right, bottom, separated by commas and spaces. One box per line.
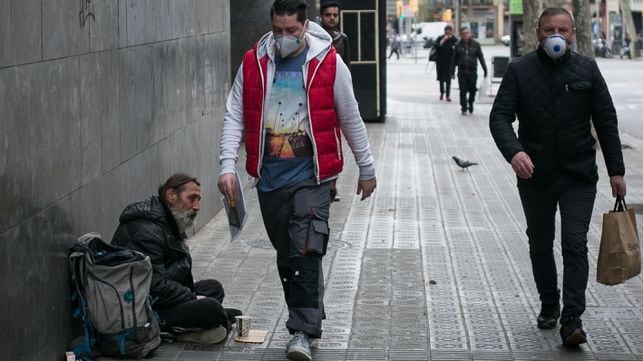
100, 46, 643, 360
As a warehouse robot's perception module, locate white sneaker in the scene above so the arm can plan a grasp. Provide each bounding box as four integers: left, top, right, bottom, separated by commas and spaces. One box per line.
286, 331, 312, 361
176, 325, 227, 344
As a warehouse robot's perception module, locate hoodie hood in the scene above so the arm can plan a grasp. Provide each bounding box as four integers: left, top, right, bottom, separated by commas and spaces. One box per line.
256, 21, 333, 63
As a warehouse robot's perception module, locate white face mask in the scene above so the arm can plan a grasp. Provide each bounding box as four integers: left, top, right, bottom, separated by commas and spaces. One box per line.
275, 34, 302, 57
542, 34, 567, 59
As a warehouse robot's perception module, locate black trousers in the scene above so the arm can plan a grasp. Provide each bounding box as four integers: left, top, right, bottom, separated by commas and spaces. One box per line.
518, 174, 597, 323
457, 71, 477, 111
439, 79, 451, 97
156, 279, 228, 332
258, 179, 332, 338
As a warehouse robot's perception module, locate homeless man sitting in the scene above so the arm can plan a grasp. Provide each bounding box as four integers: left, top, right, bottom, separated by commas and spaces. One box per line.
111, 173, 242, 344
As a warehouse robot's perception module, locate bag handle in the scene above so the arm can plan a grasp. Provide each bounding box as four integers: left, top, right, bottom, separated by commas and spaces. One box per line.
612, 195, 628, 212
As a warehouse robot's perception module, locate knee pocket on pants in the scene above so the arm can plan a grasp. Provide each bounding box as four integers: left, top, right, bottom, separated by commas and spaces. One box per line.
287, 258, 320, 308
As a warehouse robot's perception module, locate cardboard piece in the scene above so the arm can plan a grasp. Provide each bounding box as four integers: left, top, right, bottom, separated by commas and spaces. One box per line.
234, 329, 268, 344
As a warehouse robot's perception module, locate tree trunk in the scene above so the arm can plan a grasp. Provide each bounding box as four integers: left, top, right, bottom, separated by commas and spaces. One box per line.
573, 0, 594, 57
618, 0, 639, 58
523, 0, 541, 53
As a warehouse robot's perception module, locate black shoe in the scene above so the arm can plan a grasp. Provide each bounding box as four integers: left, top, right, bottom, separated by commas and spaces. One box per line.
461, 110, 467, 115
224, 308, 242, 326
468, 104, 474, 113
560, 319, 587, 347
537, 304, 560, 329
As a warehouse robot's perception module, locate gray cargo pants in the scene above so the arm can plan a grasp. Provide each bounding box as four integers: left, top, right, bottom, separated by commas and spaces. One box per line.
258, 178, 332, 338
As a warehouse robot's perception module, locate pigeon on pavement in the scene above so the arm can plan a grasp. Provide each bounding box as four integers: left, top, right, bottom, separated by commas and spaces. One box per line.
452, 156, 478, 171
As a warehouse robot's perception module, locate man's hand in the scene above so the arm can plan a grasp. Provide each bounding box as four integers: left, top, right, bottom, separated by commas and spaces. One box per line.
510, 151, 534, 179
356, 177, 377, 201
196, 295, 207, 300
218, 173, 237, 202
610, 175, 626, 198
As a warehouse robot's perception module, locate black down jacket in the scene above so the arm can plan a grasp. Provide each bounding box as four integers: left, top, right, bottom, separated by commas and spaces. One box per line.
489, 48, 625, 185
112, 196, 196, 308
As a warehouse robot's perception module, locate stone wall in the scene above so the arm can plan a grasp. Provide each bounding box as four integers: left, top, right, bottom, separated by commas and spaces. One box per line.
0, 0, 230, 359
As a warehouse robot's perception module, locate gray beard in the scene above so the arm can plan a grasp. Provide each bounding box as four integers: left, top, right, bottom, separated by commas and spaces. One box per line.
169, 206, 197, 234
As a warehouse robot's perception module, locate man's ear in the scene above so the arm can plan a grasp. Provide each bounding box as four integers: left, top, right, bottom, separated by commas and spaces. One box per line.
165, 189, 177, 204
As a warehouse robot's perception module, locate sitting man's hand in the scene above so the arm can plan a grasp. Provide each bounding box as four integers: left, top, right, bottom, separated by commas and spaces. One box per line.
218, 173, 237, 202
357, 177, 377, 201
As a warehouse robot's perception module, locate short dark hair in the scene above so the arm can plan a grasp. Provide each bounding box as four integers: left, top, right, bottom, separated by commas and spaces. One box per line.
320, 1, 340, 12
460, 26, 469, 32
444, 25, 453, 31
538, 7, 575, 29
158, 173, 200, 198
271, 0, 309, 24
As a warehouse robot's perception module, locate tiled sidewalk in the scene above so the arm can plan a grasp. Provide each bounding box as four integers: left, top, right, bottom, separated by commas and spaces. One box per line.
120, 52, 643, 361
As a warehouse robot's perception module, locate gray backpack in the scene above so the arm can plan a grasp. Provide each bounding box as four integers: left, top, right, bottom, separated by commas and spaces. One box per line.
69, 233, 161, 359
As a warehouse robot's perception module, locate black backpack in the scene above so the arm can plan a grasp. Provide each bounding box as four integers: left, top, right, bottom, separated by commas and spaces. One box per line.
69, 233, 161, 359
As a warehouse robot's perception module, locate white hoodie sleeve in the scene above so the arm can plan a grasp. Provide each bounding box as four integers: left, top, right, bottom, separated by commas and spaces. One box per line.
219, 64, 245, 175
333, 55, 376, 180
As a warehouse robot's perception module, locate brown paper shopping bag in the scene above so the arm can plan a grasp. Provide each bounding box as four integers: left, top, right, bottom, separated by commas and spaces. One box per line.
597, 197, 640, 285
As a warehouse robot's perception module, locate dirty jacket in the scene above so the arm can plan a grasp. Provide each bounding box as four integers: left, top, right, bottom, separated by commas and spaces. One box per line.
489, 47, 625, 185
112, 196, 196, 308
219, 21, 374, 183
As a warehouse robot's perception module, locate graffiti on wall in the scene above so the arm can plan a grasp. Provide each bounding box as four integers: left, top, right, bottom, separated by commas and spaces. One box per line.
79, 0, 95, 28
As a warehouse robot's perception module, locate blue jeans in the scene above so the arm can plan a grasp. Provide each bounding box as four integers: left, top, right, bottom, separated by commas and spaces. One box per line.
518, 173, 597, 323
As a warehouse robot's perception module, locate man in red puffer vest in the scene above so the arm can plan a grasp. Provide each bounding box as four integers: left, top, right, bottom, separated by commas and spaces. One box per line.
218, 1, 376, 360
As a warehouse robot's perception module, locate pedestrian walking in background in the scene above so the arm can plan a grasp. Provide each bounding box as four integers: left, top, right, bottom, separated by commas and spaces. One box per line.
489, 7, 626, 348
217, 1, 376, 359
388, 34, 401, 60
434, 25, 457, 101
620, 33, 632, 59
320, 1, 351, 68
452, 26, 487, 115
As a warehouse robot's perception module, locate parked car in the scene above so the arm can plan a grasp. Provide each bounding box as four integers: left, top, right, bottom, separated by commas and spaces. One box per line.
501, 34, 510, 46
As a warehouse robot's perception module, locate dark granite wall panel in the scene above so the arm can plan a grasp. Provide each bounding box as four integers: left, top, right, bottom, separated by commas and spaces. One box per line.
80, 50, 121, 184
153, 40, 188, 142
1, 1, 231, 359
90, 0, 120, 52
0, 196, 77, 360
230, 0, 272, 83
43, 0, 91, 60
1, 58, 81, 232
0, 0, 42, 68
204, 32, 231, 116
126, 0, 157, 46
185, 36, 205, 123
119, 45, 155, 161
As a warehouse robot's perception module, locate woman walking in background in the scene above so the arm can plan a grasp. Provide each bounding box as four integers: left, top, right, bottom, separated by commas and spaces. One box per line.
434, 25, 457, 101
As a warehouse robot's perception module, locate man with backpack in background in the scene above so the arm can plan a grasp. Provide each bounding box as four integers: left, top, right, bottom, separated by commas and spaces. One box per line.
112, 173, 242, 344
